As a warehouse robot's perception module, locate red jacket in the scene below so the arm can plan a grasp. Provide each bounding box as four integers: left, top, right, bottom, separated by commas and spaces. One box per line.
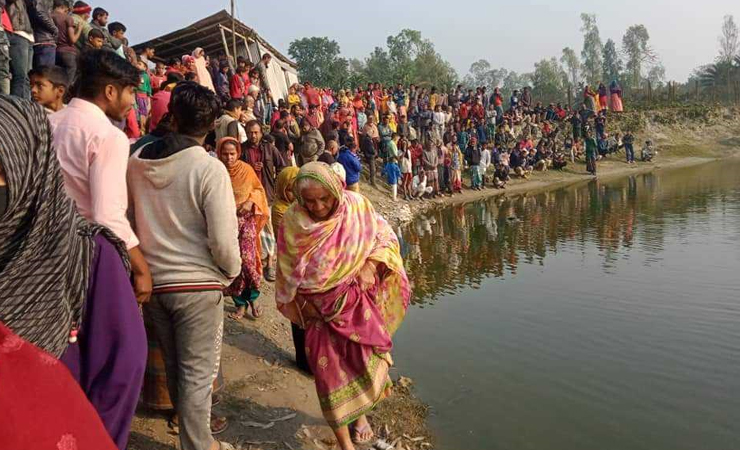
230, 73, 249, 100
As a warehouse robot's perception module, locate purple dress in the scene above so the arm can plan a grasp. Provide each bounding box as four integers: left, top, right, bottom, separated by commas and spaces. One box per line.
61, 235, 147, 450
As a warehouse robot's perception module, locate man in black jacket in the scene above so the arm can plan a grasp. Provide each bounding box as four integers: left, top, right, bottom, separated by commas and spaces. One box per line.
360, 131, 377, 187
30, 0, 57, 68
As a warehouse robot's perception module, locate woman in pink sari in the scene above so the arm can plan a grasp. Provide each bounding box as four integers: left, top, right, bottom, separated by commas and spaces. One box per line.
192, 47, 215, 92
276, 162, 410, 450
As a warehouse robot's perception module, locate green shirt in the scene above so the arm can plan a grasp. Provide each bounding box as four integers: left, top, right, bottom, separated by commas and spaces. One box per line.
72, 15, 92, 51
585, 138, 598, 158
136, 71, 152, 96
387, 141, 399, 159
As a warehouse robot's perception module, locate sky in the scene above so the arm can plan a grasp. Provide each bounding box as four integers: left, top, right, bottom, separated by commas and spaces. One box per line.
97, 0, 738, 82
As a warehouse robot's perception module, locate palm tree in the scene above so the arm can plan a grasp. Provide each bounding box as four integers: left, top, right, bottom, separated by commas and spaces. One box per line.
698, 55, 740, 102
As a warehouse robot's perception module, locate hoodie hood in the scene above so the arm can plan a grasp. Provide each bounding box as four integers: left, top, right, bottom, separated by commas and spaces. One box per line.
215, 113, 236, 129
131, 134, 206, 189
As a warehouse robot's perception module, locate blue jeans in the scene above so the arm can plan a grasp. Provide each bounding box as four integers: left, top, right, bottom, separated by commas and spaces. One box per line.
33, 44, 57, 69
9, 33, 33, 99
625, 143, 635, 163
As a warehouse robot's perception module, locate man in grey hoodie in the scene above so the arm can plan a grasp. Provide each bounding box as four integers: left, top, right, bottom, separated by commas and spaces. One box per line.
128, 82, 240, 450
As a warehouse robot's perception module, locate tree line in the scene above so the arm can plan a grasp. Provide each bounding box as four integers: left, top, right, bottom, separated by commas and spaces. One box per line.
288, 12, 739, 106
287, 30, 457, 92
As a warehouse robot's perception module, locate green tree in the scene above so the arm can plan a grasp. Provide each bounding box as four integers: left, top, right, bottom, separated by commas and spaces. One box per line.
363, 47, 394, 86
501, 71, 531, 98
580, 13, 604, 86
622, 25, 656, 89
386, 29, 426, 85
531, 57, 567, 104
287, 37, 349, 90
346, 58, 368, 88
413, 44, 458, 90
560, 47, 580, 88
463, 59, 493, 88
602, 39, 623, 83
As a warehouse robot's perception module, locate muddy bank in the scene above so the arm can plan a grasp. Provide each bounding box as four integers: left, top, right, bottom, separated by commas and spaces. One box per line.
130, 108, 740, 450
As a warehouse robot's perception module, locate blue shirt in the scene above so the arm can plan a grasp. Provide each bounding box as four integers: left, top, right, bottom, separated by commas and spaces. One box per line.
337, 147, 362, 186
382, 162, 402, 185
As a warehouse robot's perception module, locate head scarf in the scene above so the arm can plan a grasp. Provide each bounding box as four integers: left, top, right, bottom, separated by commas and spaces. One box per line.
277, 161, 410, 334
192, 47, 204, 59
216, 137, 269, 219
0, 96, 129, 358
272, 166, 299, 230
293, 161, 344, 207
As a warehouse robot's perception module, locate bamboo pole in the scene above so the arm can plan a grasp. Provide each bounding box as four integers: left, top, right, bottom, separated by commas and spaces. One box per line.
231, 0, 237, 63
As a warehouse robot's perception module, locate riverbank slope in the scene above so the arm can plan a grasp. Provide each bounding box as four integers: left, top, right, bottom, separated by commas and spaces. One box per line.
129, 106, 740, 450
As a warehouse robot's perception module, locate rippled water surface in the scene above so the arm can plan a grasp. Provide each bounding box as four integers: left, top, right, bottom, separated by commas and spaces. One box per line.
394, 160, 740, 450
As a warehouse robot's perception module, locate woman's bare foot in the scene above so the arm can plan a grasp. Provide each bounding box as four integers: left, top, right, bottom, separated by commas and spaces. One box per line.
333, 424, 355, 450
228, 306, 246, 321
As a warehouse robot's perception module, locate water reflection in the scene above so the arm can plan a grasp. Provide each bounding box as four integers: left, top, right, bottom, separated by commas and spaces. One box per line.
402, 162, 739, 303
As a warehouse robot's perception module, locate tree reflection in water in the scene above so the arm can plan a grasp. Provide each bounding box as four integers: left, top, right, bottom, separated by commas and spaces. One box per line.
401, 161, 739, 304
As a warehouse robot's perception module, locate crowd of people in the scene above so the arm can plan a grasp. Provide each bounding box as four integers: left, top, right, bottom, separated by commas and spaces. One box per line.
0, 3, 412, 450
0, 2, 664, 450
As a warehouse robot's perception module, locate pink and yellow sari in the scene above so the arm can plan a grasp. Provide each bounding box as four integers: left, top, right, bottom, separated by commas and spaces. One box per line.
276, 162, 410, 429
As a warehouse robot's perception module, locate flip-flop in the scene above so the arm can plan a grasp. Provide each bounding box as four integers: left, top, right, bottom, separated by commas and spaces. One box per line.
211, 416, 229, 435
249, 302, 263, 319
351, 423, 375, 444
228, 307, 246, 321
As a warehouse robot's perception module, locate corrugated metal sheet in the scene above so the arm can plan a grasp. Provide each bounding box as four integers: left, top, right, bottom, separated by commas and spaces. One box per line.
132, 10, 296, 69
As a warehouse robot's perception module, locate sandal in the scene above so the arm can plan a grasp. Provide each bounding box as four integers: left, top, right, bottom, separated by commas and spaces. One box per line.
228, 306, 246, 321
249, 301, 263, 319
351, 423, 375, 445
211, 415, 229, 435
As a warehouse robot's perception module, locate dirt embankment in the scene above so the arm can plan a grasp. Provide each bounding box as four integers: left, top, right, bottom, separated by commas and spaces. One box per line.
130, 106, 740, 450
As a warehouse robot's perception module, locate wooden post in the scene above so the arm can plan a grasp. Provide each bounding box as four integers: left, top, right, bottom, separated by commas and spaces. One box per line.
231, 0, 237, 64
695, 80, 699, 101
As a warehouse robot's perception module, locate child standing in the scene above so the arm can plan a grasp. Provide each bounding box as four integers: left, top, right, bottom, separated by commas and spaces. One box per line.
383, 157, 402, 201
135, 59, 152, 133
480, 142, 492, 188
450, 138, 463, 193
399, 139, 413, 200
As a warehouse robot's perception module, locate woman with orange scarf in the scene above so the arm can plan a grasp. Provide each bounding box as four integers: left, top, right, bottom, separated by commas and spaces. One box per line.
217, 137, 270, 320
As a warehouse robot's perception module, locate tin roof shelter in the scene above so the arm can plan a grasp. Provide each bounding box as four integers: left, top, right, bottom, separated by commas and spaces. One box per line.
133, 10, 299, 100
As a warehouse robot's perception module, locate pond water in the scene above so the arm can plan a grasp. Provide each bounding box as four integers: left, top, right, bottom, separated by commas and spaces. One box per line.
393, 160, 740, 450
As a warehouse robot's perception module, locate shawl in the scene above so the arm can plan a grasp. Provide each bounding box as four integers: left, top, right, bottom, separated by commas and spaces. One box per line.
0, 323, 118, 450
216, 137, 269, 226
0, 96, 129, 358
276, 162, 410, 334
272, 166, 300, 230
192, 48, 215, 92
